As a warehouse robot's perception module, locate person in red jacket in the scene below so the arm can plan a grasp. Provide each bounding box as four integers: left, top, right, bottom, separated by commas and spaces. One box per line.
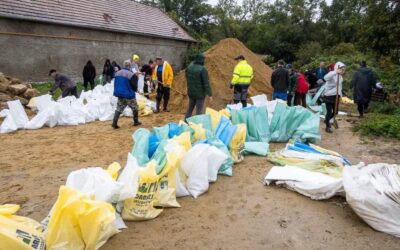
296, 72, 309, 108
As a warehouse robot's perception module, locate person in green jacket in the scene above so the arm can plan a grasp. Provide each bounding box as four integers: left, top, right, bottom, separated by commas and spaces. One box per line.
184, 53, 212, 119
286, 64, 298, 106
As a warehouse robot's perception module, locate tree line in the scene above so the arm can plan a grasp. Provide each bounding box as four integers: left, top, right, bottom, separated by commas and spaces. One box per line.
138, 0, 399, 65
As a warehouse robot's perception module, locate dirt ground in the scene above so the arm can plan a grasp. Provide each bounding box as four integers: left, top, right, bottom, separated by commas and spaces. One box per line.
1, 112, 400, 249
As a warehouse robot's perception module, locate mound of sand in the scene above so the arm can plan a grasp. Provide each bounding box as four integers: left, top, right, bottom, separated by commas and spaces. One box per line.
170, 38, 273, 112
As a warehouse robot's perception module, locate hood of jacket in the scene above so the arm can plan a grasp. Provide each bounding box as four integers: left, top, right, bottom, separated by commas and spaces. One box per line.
194, 53, 205, 65
334, 61, 346, 70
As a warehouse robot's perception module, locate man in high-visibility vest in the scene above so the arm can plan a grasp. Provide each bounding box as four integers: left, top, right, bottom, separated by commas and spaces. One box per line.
152, 57, 174, 112
230, 55, 253, 107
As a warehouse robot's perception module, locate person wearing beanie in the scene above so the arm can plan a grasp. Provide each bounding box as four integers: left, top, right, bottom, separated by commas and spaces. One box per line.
152, 57, 174, 112
185, 53, 212, 119
112, 60, 141, 129
230, 55, 253, 107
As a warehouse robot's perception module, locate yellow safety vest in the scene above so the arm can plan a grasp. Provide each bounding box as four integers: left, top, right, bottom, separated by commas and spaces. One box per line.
231, 60, 254, 85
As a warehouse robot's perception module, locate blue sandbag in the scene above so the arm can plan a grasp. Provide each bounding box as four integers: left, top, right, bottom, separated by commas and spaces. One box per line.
186, 114, 213, 132
148, 133, 160, 158
244, 142, 269, 156
153, 124, 169, 140
151, 139, 168, 174
131, 128, 150, 166
215, 116, 237, 146
168, 123, 182, 138
231, 107, 270, 142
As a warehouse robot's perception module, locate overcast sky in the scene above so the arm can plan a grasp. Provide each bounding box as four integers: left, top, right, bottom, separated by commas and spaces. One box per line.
207, 0, 332, 6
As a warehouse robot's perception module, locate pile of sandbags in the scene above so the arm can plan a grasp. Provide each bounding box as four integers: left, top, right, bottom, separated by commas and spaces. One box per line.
0, 72, 39, 110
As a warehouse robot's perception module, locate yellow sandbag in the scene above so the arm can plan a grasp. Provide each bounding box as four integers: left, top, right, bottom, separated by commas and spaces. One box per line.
219, 108, 231, 118
0, 204, 45, 250
154, 150, 182, 208
172, 132, 192, 151
230, 124, 247, 163
188, 122, 206, 141
45, 186, 119, 250
206, 108, 221, 130
106, 162, 121, 180
341, 96, 354, 104
122, 160, 163, 221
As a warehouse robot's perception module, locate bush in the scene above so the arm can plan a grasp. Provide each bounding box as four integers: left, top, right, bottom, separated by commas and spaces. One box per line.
353, 114, 400, 139
32, 82, 85, 99
295, 42, 322, 65
369, 102, 400, 115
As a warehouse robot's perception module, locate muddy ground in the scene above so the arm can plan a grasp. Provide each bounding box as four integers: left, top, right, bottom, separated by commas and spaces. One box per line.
1, 112, 399, 249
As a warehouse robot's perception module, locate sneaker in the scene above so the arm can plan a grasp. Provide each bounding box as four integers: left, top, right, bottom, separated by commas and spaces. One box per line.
133, 121, 142, 126
112, 124, 120, 129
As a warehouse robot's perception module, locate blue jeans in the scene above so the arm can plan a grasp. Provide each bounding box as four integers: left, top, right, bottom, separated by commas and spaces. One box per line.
273, 91, 288, 101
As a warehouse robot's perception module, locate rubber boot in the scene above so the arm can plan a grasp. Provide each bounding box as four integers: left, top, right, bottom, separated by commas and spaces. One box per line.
112, 111, 121, 129
133, 111, 142, 126
163, 99, 170, 112
155, 99, 161, 113
241, 100, 247, 108
325, 126, 333, 133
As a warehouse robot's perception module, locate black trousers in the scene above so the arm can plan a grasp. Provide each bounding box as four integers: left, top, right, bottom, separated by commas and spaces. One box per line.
83, 78, 95, 91
62, 86, 78, 98
324, 96, 339, 128
357, 101, 369, 116
156, 85, 170, 110
295, 93, 307, 108
185, 97, 205, 119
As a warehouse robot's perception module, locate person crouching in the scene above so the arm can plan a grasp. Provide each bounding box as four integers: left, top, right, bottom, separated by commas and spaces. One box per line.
112, 60, 141, 129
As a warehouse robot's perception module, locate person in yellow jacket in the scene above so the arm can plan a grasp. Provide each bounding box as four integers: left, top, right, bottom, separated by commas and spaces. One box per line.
231, 55, 253, 107
152, 57, 174, 112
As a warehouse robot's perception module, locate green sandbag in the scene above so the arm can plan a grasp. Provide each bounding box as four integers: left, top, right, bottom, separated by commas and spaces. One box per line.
244, 142, 269, 156
131, 128, 150, 166
186, 114, 213, 132
231, 107, 270, 142
153, 124, 169, 140
309, 103, 327, 116
151, 139, 168, 174
207, 137, 234, 176
309, 85, 326, 106
269, 103, 320, 143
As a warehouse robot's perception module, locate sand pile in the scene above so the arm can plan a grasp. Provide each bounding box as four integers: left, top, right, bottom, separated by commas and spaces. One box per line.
0, 72, 39, 110
170, 38, 273, 112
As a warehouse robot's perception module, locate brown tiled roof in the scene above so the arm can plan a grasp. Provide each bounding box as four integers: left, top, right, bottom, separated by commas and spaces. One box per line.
0, 0, 196, 42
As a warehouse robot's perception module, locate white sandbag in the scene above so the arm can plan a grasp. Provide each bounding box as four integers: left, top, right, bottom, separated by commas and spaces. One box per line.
175, 170, 190, 197
117, 153, 140, 201
35, 94, 54, 112
251, 94, 268, 107
343, 163, 400, 237
181, 144, 210, 198
0, 109, 18, 133
137, 75, 145, 94
7, 100, 29, 129
181, 144, 227, 198
66, 167, 122, 203
207, 146, 229, 182
264, 165, 343, 200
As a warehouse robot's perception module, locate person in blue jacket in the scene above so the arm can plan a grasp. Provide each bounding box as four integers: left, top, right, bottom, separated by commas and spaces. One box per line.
112, 60, 141, 129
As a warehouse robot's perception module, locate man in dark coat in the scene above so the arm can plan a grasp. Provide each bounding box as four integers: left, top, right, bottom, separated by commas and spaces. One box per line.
48, 69, 78, 98
184, 53, 212, 119
82, 60, 96, 91
141, 60, 154, 99
350, 61, 376, 117
271, 60, 289, 101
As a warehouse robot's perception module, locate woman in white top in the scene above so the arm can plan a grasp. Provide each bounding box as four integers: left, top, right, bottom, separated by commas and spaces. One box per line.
323, 62, 346, 133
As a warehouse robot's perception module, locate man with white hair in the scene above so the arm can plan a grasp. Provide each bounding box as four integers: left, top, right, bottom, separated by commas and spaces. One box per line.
112, 60, 141, 129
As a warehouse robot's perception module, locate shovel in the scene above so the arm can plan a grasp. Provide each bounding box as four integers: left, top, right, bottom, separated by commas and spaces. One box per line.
330, 75, 340, 129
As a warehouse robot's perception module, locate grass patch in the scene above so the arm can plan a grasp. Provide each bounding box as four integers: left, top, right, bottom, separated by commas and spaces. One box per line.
353, 113, 400, 139
368, 102, 400, 115
32, 82, 85, 99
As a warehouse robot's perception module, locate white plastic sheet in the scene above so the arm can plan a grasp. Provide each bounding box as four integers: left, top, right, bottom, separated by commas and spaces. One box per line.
0, 109, 17, 133
343, 163, 400, 237
7, 100, 29, 129
264, 165, 343, 200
